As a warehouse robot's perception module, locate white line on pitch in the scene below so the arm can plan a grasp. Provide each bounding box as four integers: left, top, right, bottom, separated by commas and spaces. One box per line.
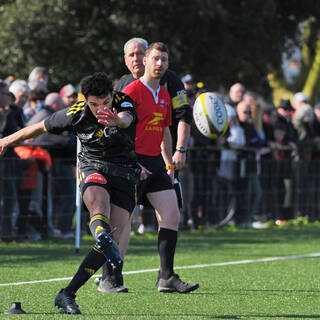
1, 252, 319, 287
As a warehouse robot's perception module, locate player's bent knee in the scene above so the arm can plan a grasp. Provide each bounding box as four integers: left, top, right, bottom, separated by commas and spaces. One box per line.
162, 209, 180, 229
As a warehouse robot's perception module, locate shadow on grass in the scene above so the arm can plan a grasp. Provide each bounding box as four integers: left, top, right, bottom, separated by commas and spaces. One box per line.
1, 227, 320, 266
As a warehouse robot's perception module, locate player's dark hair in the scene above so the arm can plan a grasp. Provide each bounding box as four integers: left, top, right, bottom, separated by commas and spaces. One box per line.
81, 72, 113, 98
145, 42, 169, 56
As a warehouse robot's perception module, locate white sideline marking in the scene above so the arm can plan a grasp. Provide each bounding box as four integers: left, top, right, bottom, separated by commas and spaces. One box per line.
1, 252, 320, 287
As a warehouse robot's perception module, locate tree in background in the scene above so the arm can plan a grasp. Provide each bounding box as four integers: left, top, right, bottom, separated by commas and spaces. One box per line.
269, 17, 320, 105
0, 0, 320, 103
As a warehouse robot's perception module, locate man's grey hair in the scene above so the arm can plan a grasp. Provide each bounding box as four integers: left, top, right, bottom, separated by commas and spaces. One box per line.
9, 79, 30, 95
123, 37, 148, 55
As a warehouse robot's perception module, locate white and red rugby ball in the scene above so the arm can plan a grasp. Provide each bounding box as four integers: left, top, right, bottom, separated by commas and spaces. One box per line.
193, 92, 229, 139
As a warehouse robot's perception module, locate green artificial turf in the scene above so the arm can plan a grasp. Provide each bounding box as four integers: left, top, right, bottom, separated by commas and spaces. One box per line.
0, 225, 320, 319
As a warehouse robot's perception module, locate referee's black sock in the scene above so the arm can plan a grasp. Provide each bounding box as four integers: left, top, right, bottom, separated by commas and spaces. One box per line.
89, 214, 111, 240
64, 247, 106, 295
158, 227, 177, 280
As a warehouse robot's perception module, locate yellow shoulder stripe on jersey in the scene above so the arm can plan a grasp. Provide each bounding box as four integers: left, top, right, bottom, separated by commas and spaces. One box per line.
114, 93, 125, 103
66, 101, 85, 116
172, 93, 188, 109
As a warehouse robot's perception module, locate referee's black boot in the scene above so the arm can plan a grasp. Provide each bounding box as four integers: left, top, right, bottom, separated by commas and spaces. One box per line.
96, 233, 122, 270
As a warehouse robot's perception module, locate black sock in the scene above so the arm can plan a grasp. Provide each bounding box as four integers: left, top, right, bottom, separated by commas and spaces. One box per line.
64, 247, 106, 295
89, 214, 111, 240
158, 228, 177, 280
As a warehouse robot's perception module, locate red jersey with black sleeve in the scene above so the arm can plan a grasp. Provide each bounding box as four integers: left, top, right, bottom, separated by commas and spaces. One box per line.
123, 79, 172, 156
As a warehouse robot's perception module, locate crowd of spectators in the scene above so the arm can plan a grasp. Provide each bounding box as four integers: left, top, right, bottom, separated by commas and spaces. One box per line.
1, 66, 320, 241
179, 75, 320, 230
0, 67, 77, 241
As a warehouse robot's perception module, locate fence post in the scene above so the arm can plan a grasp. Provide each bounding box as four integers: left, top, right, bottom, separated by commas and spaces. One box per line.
41, 170, 50, 240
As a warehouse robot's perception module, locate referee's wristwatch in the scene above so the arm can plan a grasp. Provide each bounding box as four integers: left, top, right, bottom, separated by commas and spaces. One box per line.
176, 147, 186, 153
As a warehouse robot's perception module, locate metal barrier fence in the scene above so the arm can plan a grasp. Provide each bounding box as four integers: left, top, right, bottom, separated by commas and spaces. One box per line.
0, 144, 318, 240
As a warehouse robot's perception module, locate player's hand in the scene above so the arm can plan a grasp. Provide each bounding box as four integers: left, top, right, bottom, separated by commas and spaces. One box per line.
167, 168, 174, 183
138, 163, 152, 180
97, 107, 120, 127
0, 139, 8, 157
172, 150, 186, 170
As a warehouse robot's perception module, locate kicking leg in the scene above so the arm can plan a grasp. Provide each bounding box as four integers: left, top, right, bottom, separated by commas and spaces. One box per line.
98, 204, 131, 293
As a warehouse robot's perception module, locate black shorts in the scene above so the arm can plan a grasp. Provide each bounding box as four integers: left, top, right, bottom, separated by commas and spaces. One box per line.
136, 154, 173, 206
79, 168, 136, 213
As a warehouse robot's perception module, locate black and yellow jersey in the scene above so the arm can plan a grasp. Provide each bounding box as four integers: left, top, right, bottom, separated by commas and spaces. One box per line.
44, 91, 137, 166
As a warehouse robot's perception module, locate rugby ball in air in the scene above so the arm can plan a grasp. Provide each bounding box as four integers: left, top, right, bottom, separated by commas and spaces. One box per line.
193, 92, 229, 139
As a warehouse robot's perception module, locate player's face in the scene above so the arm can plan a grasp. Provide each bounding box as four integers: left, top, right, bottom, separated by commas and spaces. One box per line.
144, 49, 168, 79
87, 94, 112, 118
124, 42, 146, 79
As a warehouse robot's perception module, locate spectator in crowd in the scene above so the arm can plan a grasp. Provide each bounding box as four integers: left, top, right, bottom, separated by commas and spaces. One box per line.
236, 100, 264, 227
27, 67, 49, 97
4, 75, 17, 86
272, 99, 298, 223
270, 120, 296, 223
181, 74, 197, 106
96, 37, 193, 293
0, 80, 22, 239
308, 102, 320, 221
14, 139, 52, 241
216, 104, 245, 225
59, 84, 78, 107
291, 92, 315, 218
27, 93, 77, 238
23, 89, 48, 123
12, 89, 53, 241
9, 80, 30, 119
0, 81, 11, 132
226, 82, 245, 108
189, 88, 218, 228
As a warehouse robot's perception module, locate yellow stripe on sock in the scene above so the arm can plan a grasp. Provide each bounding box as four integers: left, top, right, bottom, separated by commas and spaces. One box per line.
84, 268, 96, 275
89, 214, 109, 227
93, 244, 102, 254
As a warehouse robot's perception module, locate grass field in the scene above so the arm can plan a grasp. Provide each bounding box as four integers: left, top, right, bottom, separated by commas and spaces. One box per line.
1, 224, 320, 319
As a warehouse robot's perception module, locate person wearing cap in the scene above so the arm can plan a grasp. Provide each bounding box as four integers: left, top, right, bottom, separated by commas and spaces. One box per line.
181, 74, 195, 91
60, 84, 78, 107
181, 74, 197, 105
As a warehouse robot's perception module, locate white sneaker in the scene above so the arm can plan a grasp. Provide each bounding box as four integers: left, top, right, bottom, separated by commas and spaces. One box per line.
252, 221, 268, 229
137, 224, 145, 234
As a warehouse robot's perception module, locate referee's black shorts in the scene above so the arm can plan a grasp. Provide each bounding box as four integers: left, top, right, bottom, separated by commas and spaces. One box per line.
136, 154, 173, 206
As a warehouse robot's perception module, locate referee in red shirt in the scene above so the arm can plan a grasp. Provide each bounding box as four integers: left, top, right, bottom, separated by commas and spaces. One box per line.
100, 42, 199, 293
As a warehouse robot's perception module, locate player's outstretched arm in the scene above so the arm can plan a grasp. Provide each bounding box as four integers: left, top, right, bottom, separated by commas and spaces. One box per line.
0, 120, 47, 157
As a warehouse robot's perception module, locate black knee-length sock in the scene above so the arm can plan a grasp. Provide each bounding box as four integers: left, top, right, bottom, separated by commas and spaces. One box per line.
64, 246, 106, 295
158, 228, 177, 280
